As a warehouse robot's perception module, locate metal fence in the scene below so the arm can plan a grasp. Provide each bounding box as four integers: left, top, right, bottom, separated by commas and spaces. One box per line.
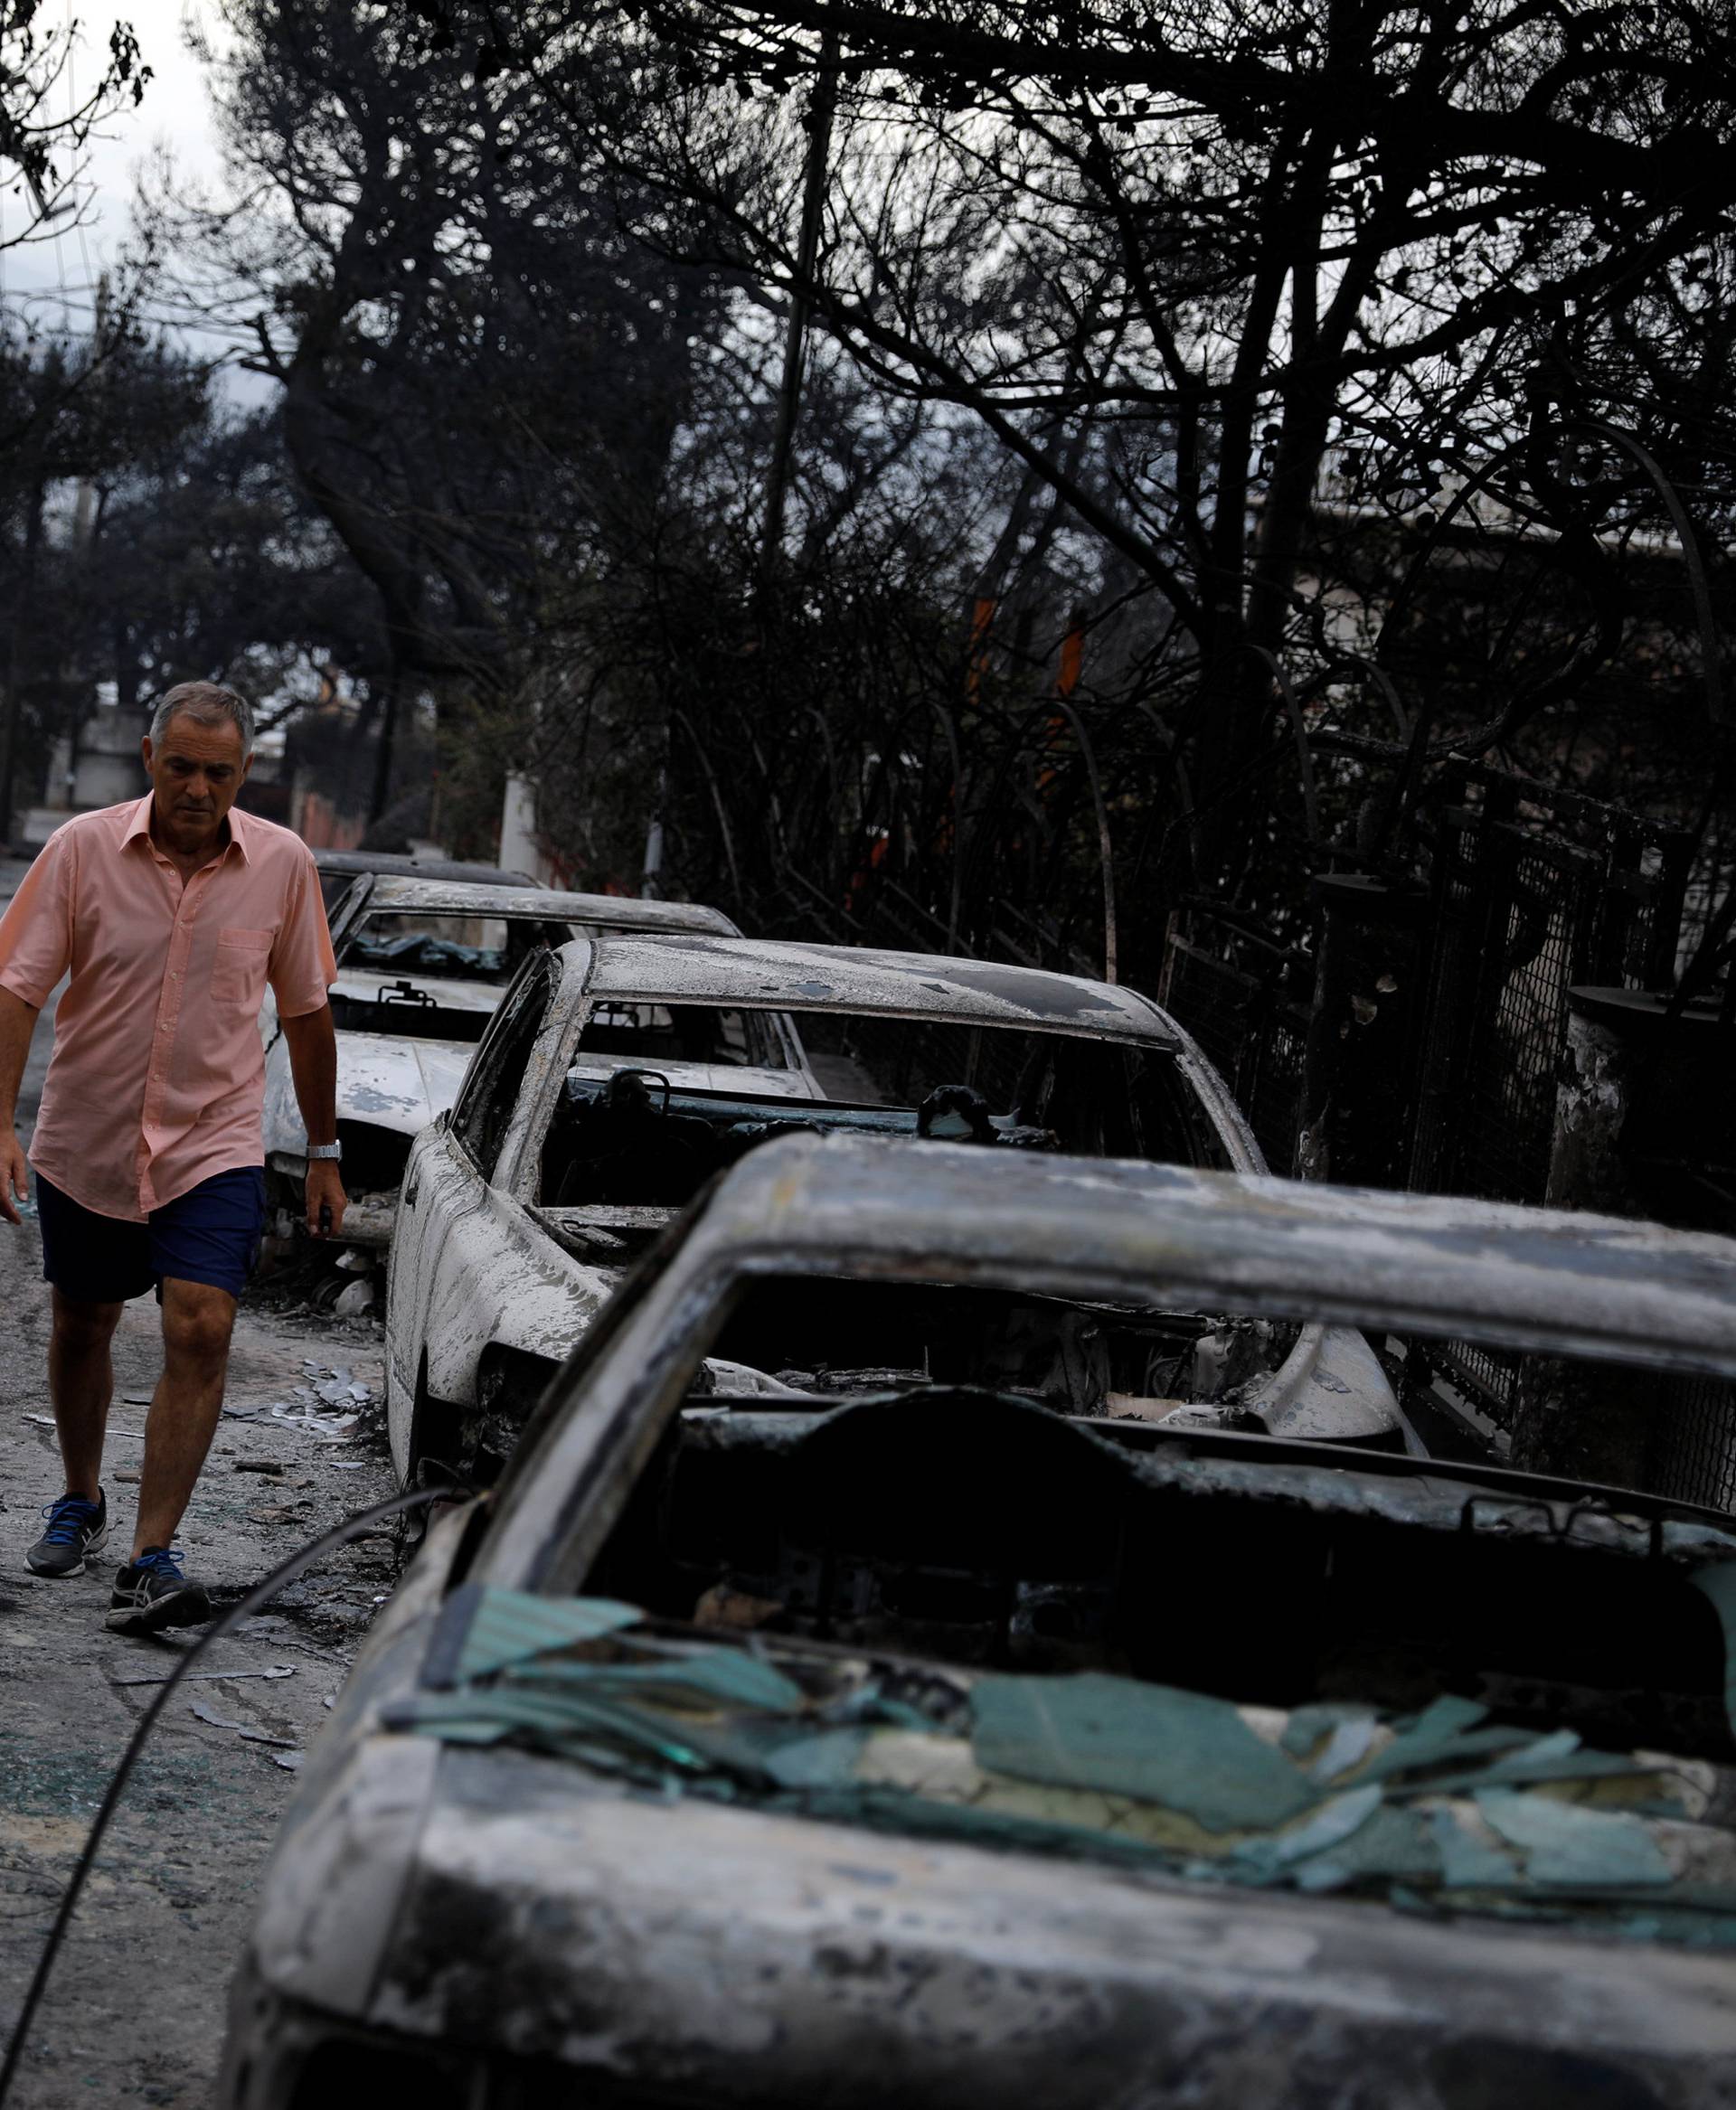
1398, 770, 1707, 1453
1405, 766, 1692, 1206
1646, 1376, 1736, 1512
1156, 910, 1313, 1176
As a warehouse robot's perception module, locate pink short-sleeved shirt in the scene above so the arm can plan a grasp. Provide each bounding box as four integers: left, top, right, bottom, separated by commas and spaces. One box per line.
0, 796, 336, 1222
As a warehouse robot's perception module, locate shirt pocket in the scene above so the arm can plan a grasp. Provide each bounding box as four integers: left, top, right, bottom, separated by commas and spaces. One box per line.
212, 927, 275, 1011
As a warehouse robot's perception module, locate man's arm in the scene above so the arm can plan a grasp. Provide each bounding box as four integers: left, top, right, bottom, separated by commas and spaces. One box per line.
0, 986, 40, 1226
279, 1002, 346, 1239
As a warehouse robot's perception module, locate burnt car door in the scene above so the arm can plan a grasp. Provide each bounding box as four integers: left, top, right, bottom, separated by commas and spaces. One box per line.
387, 952, 559, 1459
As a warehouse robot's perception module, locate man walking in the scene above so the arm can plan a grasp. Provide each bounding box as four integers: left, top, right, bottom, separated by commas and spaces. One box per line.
0, 682, 345, 1634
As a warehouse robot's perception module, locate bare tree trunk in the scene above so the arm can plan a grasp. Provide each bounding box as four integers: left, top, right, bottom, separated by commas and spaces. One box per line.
759, 32, 839, 590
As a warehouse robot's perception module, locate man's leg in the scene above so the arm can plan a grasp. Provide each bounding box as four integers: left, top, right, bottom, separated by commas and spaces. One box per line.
47, 1289, 125, 1499
109, 1170, 261, 1629
27, 1289, 127, 1576
132, 1277, 238, 1559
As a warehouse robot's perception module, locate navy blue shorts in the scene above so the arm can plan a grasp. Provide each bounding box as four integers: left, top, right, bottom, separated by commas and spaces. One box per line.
36, 1166, 267, 1305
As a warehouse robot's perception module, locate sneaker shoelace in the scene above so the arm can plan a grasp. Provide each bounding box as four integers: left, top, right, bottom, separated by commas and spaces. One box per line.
134, 1546, 186, 1581
38, 1494, 100, 1546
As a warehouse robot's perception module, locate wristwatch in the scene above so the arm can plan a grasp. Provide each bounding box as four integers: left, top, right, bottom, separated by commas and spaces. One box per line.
307, 1141, 344, 1162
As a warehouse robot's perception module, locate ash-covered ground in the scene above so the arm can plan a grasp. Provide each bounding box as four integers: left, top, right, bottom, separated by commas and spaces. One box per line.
0, 857, 398, 2108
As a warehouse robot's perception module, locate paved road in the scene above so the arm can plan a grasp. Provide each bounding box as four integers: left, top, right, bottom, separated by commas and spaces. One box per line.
0, 856, 398, 2106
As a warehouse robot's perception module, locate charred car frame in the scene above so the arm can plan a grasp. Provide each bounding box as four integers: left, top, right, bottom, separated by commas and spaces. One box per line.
223, 1141, 1736, 2108
384, 934, 1401, 1484
261, 877, 740, 1244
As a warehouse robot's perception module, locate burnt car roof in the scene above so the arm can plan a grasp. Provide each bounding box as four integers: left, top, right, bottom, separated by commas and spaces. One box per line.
577, 935, 1177, 1042
312, 851, 542, 886
356, 874, 740, 934
673, 1133, 1736, 1380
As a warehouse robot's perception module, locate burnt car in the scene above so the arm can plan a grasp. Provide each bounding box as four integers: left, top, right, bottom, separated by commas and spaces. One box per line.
260, 877, 741, 1243
223, 1140, 1736, 2108
383, 934, 1400, 1483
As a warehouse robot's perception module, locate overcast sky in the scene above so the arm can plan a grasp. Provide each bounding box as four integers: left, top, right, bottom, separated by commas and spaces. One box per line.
3, 0, 227, 319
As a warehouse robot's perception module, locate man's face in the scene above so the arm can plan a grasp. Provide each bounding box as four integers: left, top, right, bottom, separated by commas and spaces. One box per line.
141, 714, 252, 853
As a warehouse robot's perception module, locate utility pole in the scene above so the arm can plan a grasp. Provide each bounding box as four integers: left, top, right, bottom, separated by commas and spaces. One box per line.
58, 275, 115, 817
0, 419, 47, 850
367, 664, 401, 824
757, 31, 839, 590
71, 276, 111, 553
640, 764, 667, 899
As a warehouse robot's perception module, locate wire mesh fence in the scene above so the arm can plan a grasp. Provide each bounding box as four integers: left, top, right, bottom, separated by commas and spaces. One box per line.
1647, 1376, 1736, 1514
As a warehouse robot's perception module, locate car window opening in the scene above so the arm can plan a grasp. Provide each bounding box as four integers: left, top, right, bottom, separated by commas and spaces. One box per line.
575, 1002, 786, 1069
542, 1014, 1222, 1211
338, 912, 585, 1001
450, 960, 556, 1179
696, 1274, 1295, 1418
579, 1316, 1736, 1770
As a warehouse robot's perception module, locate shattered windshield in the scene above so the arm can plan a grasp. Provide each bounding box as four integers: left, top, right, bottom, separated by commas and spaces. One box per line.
415, 1291, 1736, 1955
396, 1389, 1736, 1952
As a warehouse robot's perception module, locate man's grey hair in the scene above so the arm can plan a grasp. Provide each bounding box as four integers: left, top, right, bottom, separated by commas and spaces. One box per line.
149, 682, 256, 758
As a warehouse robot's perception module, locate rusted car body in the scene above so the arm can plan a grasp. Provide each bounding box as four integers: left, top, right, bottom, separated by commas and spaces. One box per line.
222, 1143, 1736, 2107
260, 877, 741, 1243
383, 934, 1399, 1482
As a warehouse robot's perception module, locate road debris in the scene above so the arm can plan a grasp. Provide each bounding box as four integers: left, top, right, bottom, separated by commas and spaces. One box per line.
110, 1664, 297, 1687
24, 1411, 144, 1439
231, 1362, 386, 1441
271, 1403, 361, 1438
188, 1701, 298, 1750
0, 1163, 395, 2104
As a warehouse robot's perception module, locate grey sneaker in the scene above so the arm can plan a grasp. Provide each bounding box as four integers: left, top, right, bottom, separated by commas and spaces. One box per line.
26, 1490, 108, 1578
106, 1546, 211, 1634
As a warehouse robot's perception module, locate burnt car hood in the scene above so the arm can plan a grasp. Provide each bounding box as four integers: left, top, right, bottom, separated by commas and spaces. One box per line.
331, 1032, 474, 1139
257, 1724, 1736, 2106
309, 1029, 474, 1147
263, 1030, 473, 1163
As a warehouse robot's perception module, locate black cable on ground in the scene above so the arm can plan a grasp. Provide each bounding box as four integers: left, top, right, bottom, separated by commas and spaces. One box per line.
0, 1485, 454, 2108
